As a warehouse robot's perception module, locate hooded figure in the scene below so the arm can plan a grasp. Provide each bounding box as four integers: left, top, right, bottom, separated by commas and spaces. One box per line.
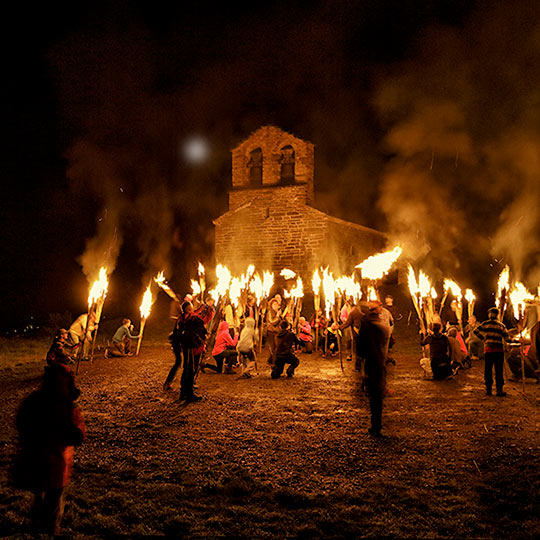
202, 321, 238, 373
14, 364, 85, 536
356, 302, 392, 436
237, 317, 258, 378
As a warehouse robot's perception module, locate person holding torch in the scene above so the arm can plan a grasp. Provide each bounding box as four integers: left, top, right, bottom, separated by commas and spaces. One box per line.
104, 319, 139, 358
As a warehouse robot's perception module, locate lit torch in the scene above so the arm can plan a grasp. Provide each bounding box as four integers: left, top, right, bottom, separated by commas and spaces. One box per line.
465, 288, 476, 320
77, 267, 109, 371
312, 269, 322, 349
356, 246, 402, 301
136, 283, 153, 356
154, 271, 180, 303
495, 265, 510, 321
407, 265, 426, 334
198, 262, 206, 300
88, 267, 109, 361
290, 277, 304, 329
443, 279, 463, 330
256, 271, 275, 353
509, 281, 534, 390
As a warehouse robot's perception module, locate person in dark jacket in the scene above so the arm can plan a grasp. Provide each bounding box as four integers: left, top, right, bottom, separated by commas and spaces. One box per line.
271, 320, 301, 379
164, 301, 207, 402
420, 322, 452, 380
14, 364, 85, 536
356, 301, 391, 436
46, 329, 75, 366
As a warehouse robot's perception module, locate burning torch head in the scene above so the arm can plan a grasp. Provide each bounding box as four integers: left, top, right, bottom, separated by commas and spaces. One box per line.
488, 307, 499, 319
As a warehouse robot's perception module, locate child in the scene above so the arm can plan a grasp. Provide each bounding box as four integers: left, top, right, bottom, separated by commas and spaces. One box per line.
236, 317, 258, 378
297, 317, 313, 353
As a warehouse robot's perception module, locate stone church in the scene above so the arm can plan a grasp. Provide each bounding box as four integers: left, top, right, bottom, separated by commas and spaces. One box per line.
213, 126, 387, 276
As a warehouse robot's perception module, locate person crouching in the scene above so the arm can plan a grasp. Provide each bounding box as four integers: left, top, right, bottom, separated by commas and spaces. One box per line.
271, 320, 301, 379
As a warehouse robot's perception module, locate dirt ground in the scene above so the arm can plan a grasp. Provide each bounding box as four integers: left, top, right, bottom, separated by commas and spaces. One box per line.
0, 325, 539, 538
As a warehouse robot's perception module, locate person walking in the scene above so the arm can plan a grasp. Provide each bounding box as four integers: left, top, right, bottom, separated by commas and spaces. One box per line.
355, 300, 391, 436
474, 307, 510, 396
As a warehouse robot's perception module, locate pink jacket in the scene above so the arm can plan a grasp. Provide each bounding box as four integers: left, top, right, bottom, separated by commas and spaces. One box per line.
212, 321, 238, 356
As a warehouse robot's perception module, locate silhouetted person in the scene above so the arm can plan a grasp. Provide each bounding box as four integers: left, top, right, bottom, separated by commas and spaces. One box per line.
271, 320, 301, 379
14, 364, 85, 536
356, 300, 391, 436
421, 322, 452, 380
165, 301, 207, 402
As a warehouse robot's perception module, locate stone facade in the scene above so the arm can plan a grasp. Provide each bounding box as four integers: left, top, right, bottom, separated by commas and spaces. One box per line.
214, 126, 387, 276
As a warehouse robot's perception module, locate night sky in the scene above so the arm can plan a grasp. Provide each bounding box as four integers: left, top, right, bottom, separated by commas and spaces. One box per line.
3, 1, 539, 332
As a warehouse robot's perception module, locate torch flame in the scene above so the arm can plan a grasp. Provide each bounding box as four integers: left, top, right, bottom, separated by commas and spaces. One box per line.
190, 279, 201, 296
312, 269, 321, 296
249, 274, 264, 305
464, 288, 476, 303
509, 282, 533, 320
355, 246, 402, 280
495, 265, 510, 308
262, 271, 274, 298
88, 267, 109, 308
139, 284, 153, 319
336, 275, 361, 302
229, 277, 242, 308
443, 279, 463, 301
280, 268, 297, 280
418, 271, 432, 299
322, 267, 337, 318
407, 265, 419, 296
198, 262, 205, 276
290, 277, 304, 299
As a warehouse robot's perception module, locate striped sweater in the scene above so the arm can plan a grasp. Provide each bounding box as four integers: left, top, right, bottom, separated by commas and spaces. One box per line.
474, 319, 509, 351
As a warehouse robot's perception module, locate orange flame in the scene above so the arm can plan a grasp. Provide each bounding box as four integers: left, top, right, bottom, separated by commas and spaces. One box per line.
198, 262, 205, 276
190, 279, 201, 296
88, 267, 109, 308
290, 277, 304, 299
322, 267, 337, 318
495, 265, 510, 308
443, 279, 462, 301
355, 246, 402, 280
464, 288, 475, 303
139, 284, 153, 319
312, 269, 321, 296
262, 271, 274, 298
280, 268, 296, 280
509, 282, 533, 320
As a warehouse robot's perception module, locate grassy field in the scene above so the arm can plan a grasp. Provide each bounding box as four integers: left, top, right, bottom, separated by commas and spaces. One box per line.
0, 318, 538, 538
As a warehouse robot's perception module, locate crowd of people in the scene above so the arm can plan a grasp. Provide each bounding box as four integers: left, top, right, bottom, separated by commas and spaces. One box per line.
15, 284, 540, 535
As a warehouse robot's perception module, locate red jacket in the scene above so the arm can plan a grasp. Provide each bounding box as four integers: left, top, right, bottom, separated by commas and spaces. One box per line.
212, 321, 238, 356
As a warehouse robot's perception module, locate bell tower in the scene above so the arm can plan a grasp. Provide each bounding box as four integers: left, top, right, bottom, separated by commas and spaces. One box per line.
230, 125, 314, 203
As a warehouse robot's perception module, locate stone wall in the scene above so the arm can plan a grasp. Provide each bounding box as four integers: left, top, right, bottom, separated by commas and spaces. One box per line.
215, 186, 325, 275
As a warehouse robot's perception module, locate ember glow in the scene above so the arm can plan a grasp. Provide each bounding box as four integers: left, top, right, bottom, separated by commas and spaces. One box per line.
355, 246, 402, 280
139, 284, 153, 319
88, 267, 109, 308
